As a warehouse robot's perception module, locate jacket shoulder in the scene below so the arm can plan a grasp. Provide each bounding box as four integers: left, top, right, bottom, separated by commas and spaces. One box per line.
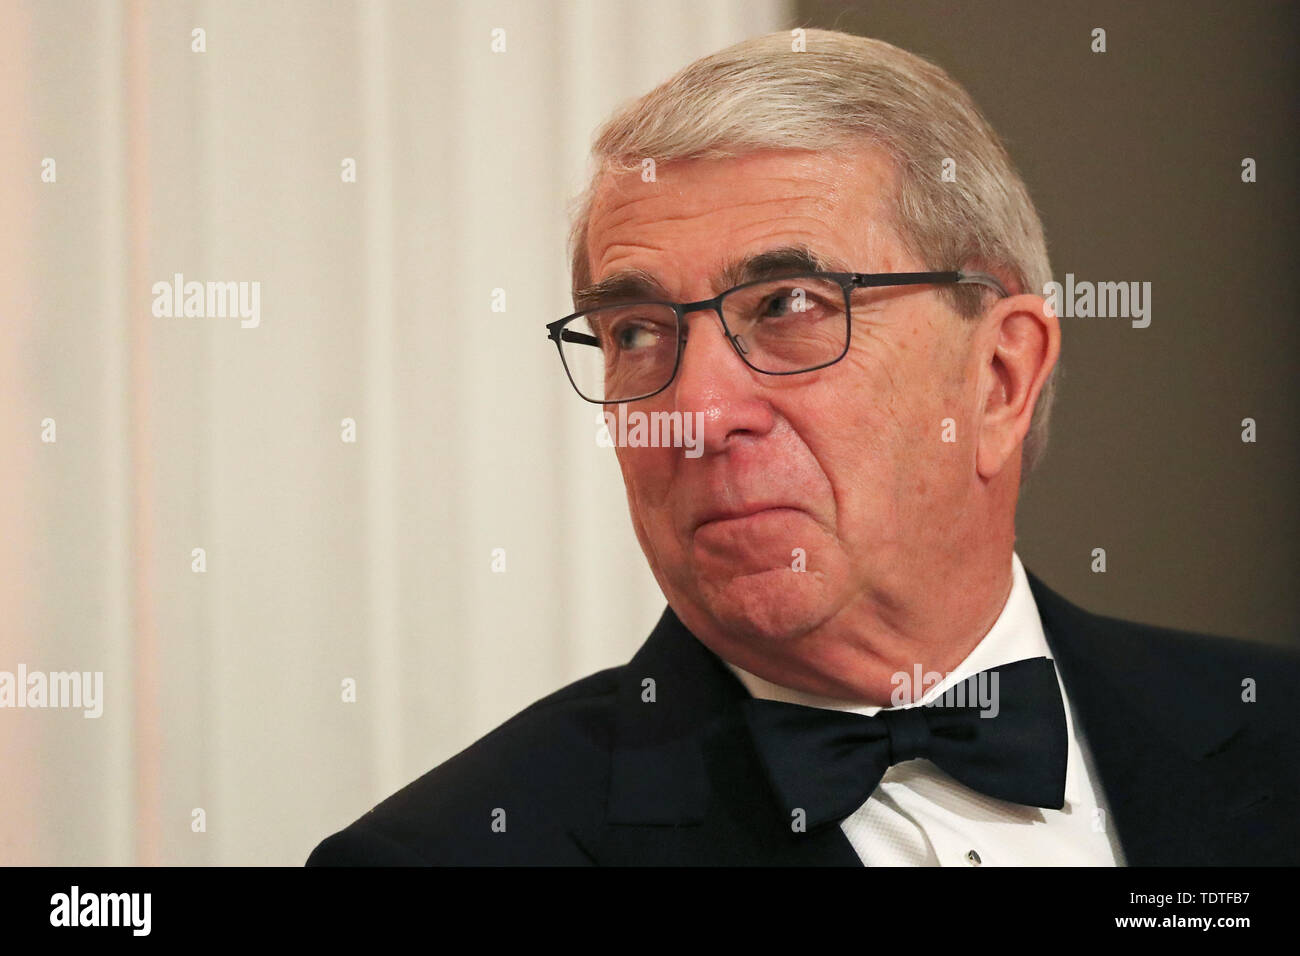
1029, 568, 1298, 668
1028, 567, 1300, 733
1093, 608, 1298, 720
307, 665, 623, 866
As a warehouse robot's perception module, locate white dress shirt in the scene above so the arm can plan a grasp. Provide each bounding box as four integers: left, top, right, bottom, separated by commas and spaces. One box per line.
725, 552, 1125, 866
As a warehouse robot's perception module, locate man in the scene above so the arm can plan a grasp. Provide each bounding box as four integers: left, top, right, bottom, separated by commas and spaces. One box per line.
308, 29, 1298, 866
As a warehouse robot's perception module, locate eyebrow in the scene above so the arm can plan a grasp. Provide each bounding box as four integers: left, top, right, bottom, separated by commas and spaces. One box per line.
574, 245, 850, 311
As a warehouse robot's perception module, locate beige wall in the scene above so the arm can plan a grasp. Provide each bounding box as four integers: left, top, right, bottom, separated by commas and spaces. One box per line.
0, 0, 791, 866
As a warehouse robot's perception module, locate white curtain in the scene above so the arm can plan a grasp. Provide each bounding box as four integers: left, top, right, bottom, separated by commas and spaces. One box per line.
0, 0, 790, 865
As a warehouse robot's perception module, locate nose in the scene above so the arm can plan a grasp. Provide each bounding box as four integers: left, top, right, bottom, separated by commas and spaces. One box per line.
669, 307, 776, 455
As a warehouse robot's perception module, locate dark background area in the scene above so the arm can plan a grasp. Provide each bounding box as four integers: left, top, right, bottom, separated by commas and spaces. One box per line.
795, 0, 1299, 645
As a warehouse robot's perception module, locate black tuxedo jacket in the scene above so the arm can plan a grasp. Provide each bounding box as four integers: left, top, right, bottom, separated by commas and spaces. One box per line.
307, 570, 1299, 866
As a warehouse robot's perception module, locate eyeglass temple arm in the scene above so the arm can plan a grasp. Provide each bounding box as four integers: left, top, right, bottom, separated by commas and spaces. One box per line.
851, 270, 1010, 298
551, 327, 599, 347
956, 270, 1011, 298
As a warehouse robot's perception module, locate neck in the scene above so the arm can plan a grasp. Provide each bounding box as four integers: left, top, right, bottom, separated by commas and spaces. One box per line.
705, 539, 1017, 707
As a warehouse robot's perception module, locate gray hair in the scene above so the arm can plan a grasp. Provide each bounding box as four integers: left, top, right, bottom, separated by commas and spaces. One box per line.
568, 28, 1057, 479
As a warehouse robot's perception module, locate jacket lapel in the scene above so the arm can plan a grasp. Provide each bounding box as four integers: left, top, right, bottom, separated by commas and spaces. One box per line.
571, 607, 861, 866
1027, 571, 1270, 864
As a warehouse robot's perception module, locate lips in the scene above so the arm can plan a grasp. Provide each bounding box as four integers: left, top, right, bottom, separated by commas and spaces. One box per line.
694, 504, 804, 531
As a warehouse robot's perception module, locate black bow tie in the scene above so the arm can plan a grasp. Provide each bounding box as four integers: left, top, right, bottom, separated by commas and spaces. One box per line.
741, 657, 1068, 830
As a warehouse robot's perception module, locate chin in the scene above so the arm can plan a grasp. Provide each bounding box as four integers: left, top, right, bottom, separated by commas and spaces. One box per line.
692, 567, 837, 644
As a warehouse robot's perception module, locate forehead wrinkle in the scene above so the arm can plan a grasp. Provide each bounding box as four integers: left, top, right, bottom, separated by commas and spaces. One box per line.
583, 242, 671, 292
662, 191, 842, 223
593, 207, 864, 274
591, 227, 890, 303
588, 145, 892, 238
727, 216, 862, 257
586, 158, 901, 296
586, 244, 857, 309
589, 190, 673, 233
593, 172, 845, 226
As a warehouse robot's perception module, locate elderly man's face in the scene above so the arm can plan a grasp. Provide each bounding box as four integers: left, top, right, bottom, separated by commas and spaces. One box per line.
585, 148, 986, 654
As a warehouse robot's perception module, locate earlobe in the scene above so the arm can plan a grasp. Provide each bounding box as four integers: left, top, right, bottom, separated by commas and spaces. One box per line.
975, 296, 1060, 480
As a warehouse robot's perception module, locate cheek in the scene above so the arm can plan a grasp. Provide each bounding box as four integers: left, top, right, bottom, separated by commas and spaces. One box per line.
821, 340, 929, 462
615, 445, 678, 533
812, 329, 970, 513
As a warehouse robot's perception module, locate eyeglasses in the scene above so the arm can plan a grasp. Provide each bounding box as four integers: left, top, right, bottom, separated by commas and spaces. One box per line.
546, 270, 1009, 404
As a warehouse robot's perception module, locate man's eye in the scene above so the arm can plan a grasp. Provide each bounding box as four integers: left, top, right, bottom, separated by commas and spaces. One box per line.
760, 294, 796, 318
611, 319, 669, 350
758, 290, 828, 320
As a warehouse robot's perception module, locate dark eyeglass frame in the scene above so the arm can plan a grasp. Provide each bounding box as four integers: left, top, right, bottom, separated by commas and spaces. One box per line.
546, 269, 1011, 405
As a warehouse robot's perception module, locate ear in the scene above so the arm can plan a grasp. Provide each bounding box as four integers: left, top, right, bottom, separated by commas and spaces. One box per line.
975, 295, 1060, 479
